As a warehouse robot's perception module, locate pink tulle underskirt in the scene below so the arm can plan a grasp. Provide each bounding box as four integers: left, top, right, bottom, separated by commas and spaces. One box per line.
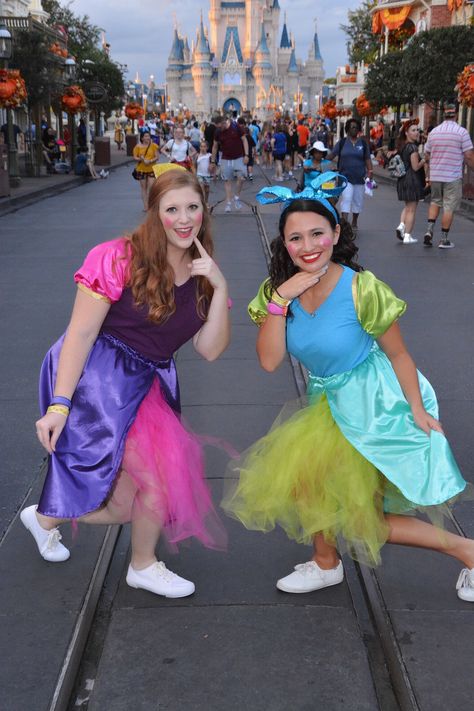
120, 379, 227, 551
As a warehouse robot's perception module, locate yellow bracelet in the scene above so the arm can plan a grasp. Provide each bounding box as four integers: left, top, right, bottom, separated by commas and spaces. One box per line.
271, 290, 292, 308
47, 405, 70, 417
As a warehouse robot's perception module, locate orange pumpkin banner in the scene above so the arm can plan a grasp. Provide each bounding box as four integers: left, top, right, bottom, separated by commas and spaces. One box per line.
372, 11, 383, 34
380, 6, 412, 30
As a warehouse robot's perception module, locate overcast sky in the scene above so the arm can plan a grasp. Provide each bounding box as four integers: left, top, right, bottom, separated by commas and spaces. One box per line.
69, 0, 353, 84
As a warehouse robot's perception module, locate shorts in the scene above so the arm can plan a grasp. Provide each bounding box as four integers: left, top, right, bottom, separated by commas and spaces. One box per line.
273, 153, 286, 162
338, 182, 365, 214
220, 157, 246, 181
430, 179, 462, 212
297, 145, 307, 156
197, 175, 211, 185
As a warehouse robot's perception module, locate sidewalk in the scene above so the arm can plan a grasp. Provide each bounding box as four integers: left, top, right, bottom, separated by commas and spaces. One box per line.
0, 138, 133, 217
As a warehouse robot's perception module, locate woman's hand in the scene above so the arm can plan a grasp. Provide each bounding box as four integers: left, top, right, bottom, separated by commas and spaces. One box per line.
276, 266, 329, 301
411, 405, 444, 435
189, 237, 227, 290
36, 412, 68, 454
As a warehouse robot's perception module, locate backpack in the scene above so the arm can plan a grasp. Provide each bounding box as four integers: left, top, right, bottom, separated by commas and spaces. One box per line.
388, 153, 406, 178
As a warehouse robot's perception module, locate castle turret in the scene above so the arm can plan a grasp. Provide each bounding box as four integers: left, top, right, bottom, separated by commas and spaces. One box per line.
302, 22, 324, 114
277, 12, 292, 78
253, 22, 272, 110
244, 0, 263, 63
192, 14, 212, 116
166, 28, 185, 109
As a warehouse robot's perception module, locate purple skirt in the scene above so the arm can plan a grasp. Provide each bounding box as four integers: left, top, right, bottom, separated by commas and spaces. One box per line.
37, 333, 180, 519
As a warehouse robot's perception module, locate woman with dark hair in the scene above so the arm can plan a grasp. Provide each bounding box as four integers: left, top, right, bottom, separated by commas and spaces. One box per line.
224, 174, 474, 603
21, 168, 230, 598
395, 119, 427, 244
329, 119, 373, 236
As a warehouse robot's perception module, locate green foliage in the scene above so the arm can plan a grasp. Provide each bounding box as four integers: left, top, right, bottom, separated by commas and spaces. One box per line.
401, 26, 474, 104
340, 0, 379, 65
365, 51, 410, 109
10, 29, 64, 108
324, 78, 336, 85
43, 0, 101, 62
43, 0, 125, 114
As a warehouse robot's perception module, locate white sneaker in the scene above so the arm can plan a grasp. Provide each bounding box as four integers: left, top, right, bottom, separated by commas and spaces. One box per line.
396, 223, 405, 241
126, 561, 195, 598
456, 568, 474, 601
288, 171, 293, 177
234, 196, 242, 211
224, 202, 232, 213
20, 505, 70, 562
276, 560, 344, 593
402, 233, 418, 244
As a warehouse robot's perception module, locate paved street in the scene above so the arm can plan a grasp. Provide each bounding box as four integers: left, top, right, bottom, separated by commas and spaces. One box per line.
1, 164, 473, 711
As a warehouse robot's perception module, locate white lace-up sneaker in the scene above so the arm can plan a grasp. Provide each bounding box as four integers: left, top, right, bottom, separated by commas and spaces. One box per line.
126, 561, 195, 598
396, 223, 405, 241
402, 233, 418, 244
276, 560, 344, 594
234, 196, 242, 210
456, 568, 474, 602
224, 202, 232, 213
20, 505, 70, 562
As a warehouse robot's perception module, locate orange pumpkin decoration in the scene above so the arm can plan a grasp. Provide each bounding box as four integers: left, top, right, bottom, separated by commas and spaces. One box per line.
61, 85, 87, 114
356, 93, 375, 117
125, 102, 145, 120
455, 64, 474, 108
0, 78, 17, 101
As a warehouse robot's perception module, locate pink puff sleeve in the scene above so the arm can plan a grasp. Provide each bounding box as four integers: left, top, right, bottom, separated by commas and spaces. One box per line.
74, 237, 130, 303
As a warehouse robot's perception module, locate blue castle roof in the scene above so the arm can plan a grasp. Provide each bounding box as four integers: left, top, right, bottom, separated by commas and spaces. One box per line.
280, 22, 291, 49
196, 15, 210, 55
221, 26, 243, 64
314, 32, 322, 61
169, 28, 184, 63
288, 48, 298, 73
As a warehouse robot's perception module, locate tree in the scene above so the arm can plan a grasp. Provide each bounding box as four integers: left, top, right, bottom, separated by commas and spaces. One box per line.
10, 29, 64, 109
365, 51, 411, 125
340, 0, 380, 65
43, 0, 125, 115
401, 26, 474, 105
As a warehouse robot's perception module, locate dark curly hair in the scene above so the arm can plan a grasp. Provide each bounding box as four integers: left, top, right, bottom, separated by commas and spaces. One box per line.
265, 199, 362, 301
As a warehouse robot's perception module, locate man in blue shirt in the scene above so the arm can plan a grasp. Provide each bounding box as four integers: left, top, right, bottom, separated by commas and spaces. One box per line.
329, 119, 373, 235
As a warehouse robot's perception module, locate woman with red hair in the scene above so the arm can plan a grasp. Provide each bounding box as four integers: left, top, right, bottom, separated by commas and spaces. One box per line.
395, 119, 428, 244
21, 168, 230, 598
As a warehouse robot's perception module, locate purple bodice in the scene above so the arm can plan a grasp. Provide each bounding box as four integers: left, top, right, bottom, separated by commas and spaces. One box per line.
100, 280, 206, 362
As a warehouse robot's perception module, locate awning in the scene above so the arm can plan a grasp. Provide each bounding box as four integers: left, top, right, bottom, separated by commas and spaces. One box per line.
381, 6, 412, 30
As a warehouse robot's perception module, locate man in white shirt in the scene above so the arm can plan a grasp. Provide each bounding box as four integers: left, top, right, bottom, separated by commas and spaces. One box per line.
423, 104, 474, 249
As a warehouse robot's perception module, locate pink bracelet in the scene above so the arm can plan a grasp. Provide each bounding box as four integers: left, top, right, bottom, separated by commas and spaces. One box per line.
267, 301, 288, 317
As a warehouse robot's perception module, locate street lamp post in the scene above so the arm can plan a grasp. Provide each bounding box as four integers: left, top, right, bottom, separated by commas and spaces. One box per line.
0, 20, 20, 187
64, 56, 78, 166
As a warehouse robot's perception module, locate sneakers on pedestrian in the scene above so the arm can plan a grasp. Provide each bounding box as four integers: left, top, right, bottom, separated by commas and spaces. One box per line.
396, 223, 405, 241
234, 196, 242, 211
20, 505, 70, 562
288, 171, 293, 177
438, 237, 454, 249
456, 568, 474, 601
276, 560, 344, 594
126, 561, 195, 598
423, 231, 433, 247
224, 202, 232, 213
403, 233, 418, 244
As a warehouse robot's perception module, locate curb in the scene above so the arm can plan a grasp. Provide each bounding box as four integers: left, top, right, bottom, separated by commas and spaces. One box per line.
0, 158, 133, 218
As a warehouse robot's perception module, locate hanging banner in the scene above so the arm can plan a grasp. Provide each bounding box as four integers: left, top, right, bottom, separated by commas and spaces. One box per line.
380, 6, 412, 30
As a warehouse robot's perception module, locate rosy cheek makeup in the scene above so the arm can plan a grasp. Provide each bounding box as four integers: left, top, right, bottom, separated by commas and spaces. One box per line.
317, 236, 333, 250
163, 217, 175, 229
286, 243, 299, 258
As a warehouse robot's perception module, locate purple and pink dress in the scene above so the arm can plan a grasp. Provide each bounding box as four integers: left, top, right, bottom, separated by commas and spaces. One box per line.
37, 237, 226, 550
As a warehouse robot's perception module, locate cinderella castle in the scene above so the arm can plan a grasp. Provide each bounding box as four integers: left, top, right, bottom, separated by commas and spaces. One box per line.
165, 0, 324, 118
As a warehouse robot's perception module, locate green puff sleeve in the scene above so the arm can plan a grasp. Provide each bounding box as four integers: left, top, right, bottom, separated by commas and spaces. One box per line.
248, 278, 272, 326
355, 271, 407, 338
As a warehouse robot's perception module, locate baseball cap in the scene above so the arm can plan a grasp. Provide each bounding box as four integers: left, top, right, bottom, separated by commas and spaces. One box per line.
310, 141, 328, 154
443, 102, 457, 115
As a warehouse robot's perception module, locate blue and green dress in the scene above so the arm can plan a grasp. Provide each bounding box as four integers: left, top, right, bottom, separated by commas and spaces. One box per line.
223, 266, 467, 565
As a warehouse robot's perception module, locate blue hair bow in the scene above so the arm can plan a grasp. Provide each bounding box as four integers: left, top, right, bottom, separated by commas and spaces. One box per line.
255, 172, 347, 223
